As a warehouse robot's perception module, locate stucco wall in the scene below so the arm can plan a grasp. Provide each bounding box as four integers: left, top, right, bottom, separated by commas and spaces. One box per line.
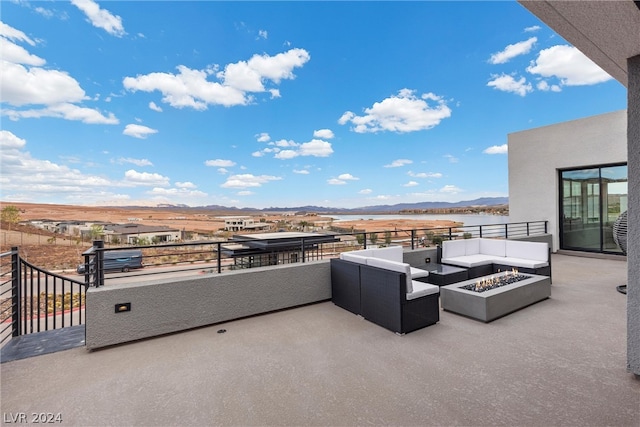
86, 260, 331, 349
508, 110, 628, 252
627, 55, 640, 376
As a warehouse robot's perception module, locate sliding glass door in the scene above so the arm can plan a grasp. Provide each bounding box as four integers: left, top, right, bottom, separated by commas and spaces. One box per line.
560, 164, 627, 254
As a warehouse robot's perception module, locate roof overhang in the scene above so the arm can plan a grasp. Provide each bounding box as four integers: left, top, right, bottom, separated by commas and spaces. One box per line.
518, 0, 640, 87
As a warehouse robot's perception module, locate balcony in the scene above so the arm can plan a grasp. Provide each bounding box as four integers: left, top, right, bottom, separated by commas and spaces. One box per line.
1, 253, 637, 426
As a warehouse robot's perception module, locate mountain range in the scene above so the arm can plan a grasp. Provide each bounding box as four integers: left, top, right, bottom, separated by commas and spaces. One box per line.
156, 197, 509, 213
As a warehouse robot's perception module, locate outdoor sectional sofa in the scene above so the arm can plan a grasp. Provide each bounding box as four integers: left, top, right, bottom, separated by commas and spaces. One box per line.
330, 246, 440, 334
440, 238, 551, 281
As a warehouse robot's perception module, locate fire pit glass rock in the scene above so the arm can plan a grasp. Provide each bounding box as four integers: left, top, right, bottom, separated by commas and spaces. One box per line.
461, 269, 529, 293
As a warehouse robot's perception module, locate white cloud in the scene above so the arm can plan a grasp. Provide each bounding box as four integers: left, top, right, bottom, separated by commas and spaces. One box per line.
359, 189, 373, 194
293, 169, 310, 174
0, 38, 45, 66
272, 139, 333, 159
124, 169, 170, 186
408, 171, 443, 179
385, 159, 413, 168
536, 80, 562, 92
258, 30, 268, 39
526, 45, 612, 86
123, 124, 158, 139
256, 132, 271, 142
205, 159, 236, 167
175, 181, 196, 189
117, 157, 153, 167
221, 173, 281, 189
327, 178, 347, 185
328, 173, 359, 185
0, 22, 36, 46
3, 102, 119, 124
338, 89, 451, 133
0, 23, 119, 124
298, 139, 333, 157
440, 185, 462, 194
313, 129, 334, 139
1, 62, 86, 106
489, 37, 537, 64
0, 130, 26, 150
124, 48, 310, 110
487, 73, 533, 97
148, 187, 206, 198
217, 168, 229, 174
70, 0, 126, 37
483, 144, 508, 154
272, 139, 297, 147
0, 130, 122, 203
524, 26, 541, 32
444, 154, 459, 163
404, 181, 419, 187
337, 173, 359, 181
237, 191, 254, 196
149, 101, 163, 112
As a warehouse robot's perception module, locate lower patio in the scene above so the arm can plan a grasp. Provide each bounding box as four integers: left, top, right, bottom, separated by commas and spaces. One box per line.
1, 254, 638, 426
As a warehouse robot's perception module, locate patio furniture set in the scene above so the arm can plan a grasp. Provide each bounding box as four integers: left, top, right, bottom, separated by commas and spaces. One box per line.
330, 238, 552, 333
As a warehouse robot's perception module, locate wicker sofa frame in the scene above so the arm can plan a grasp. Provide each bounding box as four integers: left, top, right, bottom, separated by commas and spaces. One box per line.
330, 258, 439, 335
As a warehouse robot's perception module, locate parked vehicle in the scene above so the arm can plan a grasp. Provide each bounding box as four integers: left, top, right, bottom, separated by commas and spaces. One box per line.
77, 250, 143, 274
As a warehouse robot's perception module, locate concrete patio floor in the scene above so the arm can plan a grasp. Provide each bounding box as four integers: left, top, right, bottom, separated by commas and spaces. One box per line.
1, 254, 639, 426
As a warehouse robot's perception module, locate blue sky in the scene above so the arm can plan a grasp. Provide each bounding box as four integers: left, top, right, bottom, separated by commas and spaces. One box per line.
0, 0, 627, 209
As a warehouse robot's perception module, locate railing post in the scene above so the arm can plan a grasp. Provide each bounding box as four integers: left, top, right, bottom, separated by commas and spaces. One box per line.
94, 240, 104, 287
527, 222, 530, 236
479, 225, 483, 238
363, 233, 367, 249
448, 228, 453, 241
217, 242, 222, 273
505, 224, 508, 239
301, 238, 306, 263
544, 221, 548, 234
11, 247, 20, 337
411, 230, 415, 249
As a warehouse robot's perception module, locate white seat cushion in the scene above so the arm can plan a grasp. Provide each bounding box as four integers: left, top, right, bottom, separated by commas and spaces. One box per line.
366, 257, 413, 293
497, 257, 549, 269
407, 280, 439, 300
441, 254, 496, 268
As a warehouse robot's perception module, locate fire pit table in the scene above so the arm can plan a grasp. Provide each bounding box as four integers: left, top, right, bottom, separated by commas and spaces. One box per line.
440, 271, 551, 322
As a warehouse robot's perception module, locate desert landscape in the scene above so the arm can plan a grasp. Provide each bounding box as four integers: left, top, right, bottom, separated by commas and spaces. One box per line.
1, 201, 462, 270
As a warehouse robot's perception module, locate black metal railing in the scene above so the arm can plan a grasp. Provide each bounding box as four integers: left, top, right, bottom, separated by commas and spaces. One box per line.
80, 220, 548, 287
0, 247, 87, 344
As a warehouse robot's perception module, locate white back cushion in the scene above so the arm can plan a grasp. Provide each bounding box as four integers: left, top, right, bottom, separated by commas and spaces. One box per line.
371, 246, 403, 263
340, 253, 369, 264
505, 240, 548, 262
464, 238, 481, 255
480, 239, 506, 257
366, 257, 413, 294
442, 239, 466, 258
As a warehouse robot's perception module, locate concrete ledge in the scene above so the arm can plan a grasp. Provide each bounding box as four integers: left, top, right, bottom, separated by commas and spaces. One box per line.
86, 260, 331, 349
440, 273, 551, 322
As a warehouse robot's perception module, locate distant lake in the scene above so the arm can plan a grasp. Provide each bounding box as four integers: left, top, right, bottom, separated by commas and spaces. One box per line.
327, 214, 509, 227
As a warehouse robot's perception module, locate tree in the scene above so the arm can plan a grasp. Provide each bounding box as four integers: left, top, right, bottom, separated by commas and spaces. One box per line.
369, 232, 378, 246
89, 224, 104, 240
1, 205, 20, 229
384, 230, 392, 246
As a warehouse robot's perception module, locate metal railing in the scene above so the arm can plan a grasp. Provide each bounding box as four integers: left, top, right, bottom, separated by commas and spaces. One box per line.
80, 220, 548, 287
1, 247, 88, 344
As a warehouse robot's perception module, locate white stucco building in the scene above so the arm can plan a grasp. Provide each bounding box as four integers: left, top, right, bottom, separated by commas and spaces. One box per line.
508, 110, 628, 253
